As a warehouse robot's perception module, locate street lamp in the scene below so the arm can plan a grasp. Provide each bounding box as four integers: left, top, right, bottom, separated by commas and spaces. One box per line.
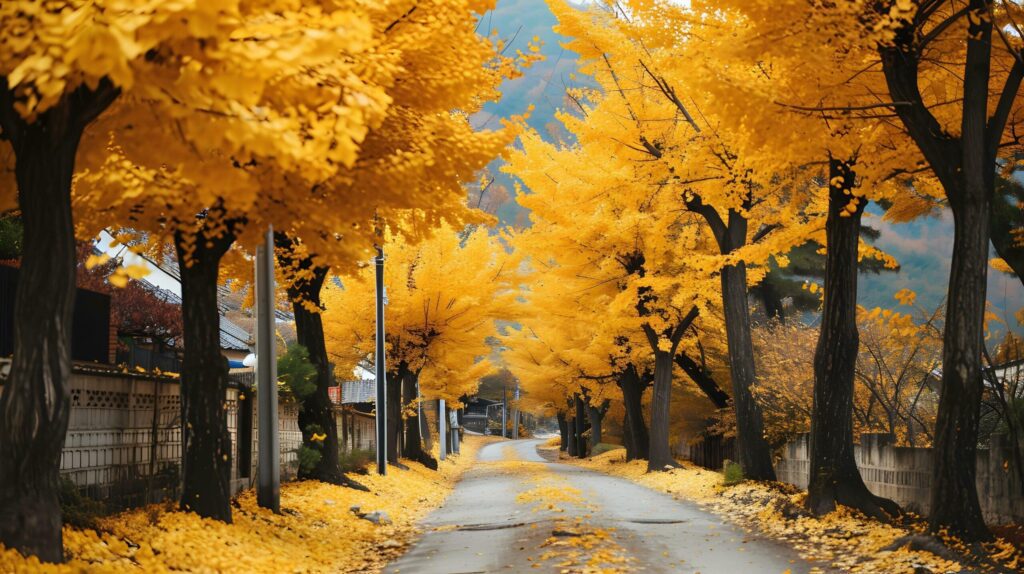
374, 244, 387, 476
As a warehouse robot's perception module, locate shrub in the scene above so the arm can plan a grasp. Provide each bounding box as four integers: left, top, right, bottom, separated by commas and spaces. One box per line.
591, 443, 624, 456
722, 459, 744, 485
59, 477, 107, 529
338, 448, 375, 474
296, 445, 323, 474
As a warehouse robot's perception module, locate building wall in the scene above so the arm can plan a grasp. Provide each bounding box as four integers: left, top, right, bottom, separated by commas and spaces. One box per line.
40, 368, 322, 508
774, 432, 1024, 525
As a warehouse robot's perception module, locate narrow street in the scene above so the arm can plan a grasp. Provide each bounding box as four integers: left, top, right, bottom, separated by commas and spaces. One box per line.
385, 440, 810, 573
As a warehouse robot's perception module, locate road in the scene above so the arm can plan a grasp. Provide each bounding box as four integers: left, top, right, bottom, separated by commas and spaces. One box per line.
385, 439, 812, 573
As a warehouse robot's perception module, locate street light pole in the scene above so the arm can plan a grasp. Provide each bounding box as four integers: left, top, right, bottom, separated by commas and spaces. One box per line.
374, 244, 387, 476
256, 226, 280, 512
501, 385, 507, 439
512, 381, 520, 440
438, 399, 447, 462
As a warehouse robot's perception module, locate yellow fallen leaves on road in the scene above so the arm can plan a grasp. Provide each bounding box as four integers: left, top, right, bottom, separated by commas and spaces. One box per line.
0, 436, 494, 574
562, 449, 1021, 574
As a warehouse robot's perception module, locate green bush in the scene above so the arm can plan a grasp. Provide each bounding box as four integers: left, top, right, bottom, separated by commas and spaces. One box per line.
338, 449, 375, 474
278, 343, 318, 402
591, 443, 624, 456
722, 459, 744, 486
59, 477, 106, 529
296, 445, 323, 474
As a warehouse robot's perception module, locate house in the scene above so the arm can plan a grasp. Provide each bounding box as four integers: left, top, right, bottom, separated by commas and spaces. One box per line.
333, 379, 377, 452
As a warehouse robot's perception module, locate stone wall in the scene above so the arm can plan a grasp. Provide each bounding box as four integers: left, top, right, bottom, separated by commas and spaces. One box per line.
774, 432, 1024, 525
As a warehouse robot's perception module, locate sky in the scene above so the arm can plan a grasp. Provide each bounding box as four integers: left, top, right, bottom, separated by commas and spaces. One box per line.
479, 0, 1024, 335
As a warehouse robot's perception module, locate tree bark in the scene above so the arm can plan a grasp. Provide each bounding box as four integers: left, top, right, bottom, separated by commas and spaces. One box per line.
386, 363, 404, 465
0, 80, 118, 562
175, 225, 236, 523
618, 365, 650, 461
274, 249, 343, 482
806, 158, 900, 521
877, 2, 1009, 539
647, 351, 676, 470
587, 399, 610, 452
557, 411, 568, 451
643, 306, 697, 472
400, 369, 437, 469
574, 394, 588, 458
565, 410, 578, 457
721, 260, 777, 481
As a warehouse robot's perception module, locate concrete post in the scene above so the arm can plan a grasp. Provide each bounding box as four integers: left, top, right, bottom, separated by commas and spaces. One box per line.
439, 399, 447, 461
375, 245, 387, 475
256, 226, 280, 512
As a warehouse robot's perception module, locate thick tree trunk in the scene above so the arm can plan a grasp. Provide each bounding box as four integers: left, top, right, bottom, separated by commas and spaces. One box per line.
806, 159, 900, 521
557, 411, 568, 451
925, 4, 994, 540
0, 114, 81, 562
721, 261, 777, 481
0, 80, 117, 562
878, 2, 1004, 540
618, 365, 650, 461
574, 394, 588, 458
587, 399, 609, 452
401, 370, 437, 469
175, 227, 236, 523
647, 351, 677, 471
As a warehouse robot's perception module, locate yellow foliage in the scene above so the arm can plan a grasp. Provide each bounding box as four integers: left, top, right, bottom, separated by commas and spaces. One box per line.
0, 436, 495, 573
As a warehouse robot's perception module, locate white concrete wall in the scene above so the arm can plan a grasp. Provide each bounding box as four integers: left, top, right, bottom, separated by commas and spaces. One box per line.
775, 432, 1024, 525
51, 369, 307, 508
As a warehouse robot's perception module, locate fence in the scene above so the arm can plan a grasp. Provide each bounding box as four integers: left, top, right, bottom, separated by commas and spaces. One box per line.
0, 364, 348, 509
681, 434, 734, 471
774, 432, 1024, 525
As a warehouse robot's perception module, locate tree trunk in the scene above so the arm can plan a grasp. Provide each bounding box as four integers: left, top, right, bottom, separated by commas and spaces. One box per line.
806, 158, 900, 520
400, 370, 437, 469
757, 275, 787, 323
574, 394, 588, 458
618, 365, 650, 461
721, 260, 777, 481
674, 352, 730, 409
647, 351, 676, 471
280, 259, 343, 482
587, 399, 609, 452
877, 1, 1005, 540
175, 226, 236, 523
565, 412, 578, 457
925, 3, 995, 540
0, 110, 83, 562
557, 411, 568, 451
386, 364, 403, 465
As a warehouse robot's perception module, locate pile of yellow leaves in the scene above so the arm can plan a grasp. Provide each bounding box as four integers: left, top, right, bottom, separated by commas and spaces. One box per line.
565, 449, 1021, 574
0, 437, 494, 573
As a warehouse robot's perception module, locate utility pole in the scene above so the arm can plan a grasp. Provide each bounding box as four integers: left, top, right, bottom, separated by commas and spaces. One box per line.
512, 381, 520, 440
501, 385, 508, 438
256, 226, 280, 512
374, 244, 387, 475
438, 399, 447, 461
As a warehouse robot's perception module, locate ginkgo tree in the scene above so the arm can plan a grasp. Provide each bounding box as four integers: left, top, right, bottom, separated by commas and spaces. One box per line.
323, 224, 519, 467
0, 0, 396, 559
269, 0, 534, 487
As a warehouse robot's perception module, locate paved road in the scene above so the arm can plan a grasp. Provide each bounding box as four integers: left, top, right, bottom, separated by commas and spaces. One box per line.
385, 439, 812, 573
